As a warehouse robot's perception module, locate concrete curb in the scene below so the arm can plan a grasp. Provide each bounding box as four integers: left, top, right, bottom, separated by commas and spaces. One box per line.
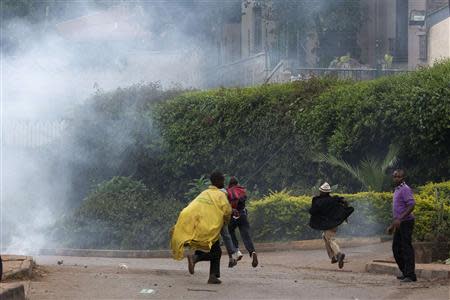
366, 261, 450, 280
5, 237, 382, 259
0, 283, 26, 300
2, 256, 34, 281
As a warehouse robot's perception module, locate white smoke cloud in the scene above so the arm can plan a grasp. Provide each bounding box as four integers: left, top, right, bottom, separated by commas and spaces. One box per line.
1, 1, 207, 253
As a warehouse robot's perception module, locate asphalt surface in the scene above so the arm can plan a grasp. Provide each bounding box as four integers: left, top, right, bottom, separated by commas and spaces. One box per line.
24, 242, 449, 299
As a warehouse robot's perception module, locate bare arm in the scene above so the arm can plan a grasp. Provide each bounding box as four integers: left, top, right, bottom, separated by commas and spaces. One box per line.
387, 204, 415, 234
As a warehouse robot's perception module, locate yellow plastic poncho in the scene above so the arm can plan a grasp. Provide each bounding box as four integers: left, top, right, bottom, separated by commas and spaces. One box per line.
170, 186, 231, 260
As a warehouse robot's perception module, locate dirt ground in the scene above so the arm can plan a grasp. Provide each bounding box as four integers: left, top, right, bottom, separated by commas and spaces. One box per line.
23, 242, 449, 299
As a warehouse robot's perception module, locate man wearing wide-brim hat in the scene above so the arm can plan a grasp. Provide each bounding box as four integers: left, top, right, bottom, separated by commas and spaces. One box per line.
308, 182, 354, 268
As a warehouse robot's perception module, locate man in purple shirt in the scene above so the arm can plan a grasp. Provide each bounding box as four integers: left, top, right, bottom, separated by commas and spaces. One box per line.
387, 169, 417, 282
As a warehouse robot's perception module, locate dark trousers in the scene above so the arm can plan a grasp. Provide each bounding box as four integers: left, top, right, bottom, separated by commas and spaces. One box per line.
392, 219, 416, 278
228, 214, 255, 255
195, 240, 221, 276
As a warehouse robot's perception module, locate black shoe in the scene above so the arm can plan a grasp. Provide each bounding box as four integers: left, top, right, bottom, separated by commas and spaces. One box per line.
251, 252, 258, 268
228, 258, 237, 268
400, 277, 417, 283
396, 275, 405, 280
207, 275, 222, 284
187, 254, 196, 275
337, 253, 345, 269
331, 257, 338, 264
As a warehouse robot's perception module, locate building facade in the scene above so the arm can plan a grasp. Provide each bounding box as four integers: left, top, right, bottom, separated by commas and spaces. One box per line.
427, 5, 450, 64
209, 0, 450, 87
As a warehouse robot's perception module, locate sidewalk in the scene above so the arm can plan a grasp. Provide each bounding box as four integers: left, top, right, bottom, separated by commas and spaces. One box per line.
2, 255, 34, 280
366, 260, 450, 280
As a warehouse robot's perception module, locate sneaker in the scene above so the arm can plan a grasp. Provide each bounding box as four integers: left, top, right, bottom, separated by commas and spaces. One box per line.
400, 277, 417, 283
251, 252, 258, 268
236, 250, 243, 261
228, 258, 237, 268
331, 257, 338, 264
187, 254, 196, 275
396, 275, 406, 280
207, 275, 222, 284
337, 253, 345, 269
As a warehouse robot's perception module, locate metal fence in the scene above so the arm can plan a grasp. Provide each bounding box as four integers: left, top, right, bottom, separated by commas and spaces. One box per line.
1, 120, 67, 148
292, 68, 410, 81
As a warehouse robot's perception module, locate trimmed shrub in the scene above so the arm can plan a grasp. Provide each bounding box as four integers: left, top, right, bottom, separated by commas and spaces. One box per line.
65, 62, 450, 205
298, 61, 450, 185
247, 181, 450, 242
248, 192, 317, 241
338, 192, 392, 236
152, 61, 450, 194
154, 77, 346, 192
57, 177, 183, 249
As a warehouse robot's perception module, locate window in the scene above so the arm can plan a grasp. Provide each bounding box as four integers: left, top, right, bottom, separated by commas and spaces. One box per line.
253, 6, 262, 53
395, 0, 408, 62
419, 34, 427, 61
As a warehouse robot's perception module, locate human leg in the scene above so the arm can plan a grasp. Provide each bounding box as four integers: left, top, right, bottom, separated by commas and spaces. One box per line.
392, 226, 404, 276
399, 220, 416, 281
323, 228, 340, 259
221, 226, 238, 267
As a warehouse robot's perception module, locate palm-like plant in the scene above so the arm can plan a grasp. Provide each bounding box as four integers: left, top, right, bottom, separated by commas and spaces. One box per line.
185, 175, 210, 201
315, 145, 399, 192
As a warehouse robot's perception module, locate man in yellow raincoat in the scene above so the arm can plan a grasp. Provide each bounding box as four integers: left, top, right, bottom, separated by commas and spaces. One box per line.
170, 171, 231, 284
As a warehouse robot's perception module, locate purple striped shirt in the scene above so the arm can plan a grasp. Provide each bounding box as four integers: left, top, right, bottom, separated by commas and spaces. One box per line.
393, 182, 415, 220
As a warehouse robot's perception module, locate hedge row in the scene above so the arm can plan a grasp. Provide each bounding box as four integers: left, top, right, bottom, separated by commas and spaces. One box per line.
56, 179, 449, 249
247, 181, 450, 242
154, 77, 344, 193
154, 61, 450, 193
54, 177, 184, 249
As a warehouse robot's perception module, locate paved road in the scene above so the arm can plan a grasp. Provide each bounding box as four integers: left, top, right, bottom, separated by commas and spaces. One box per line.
25, 242, 449, 299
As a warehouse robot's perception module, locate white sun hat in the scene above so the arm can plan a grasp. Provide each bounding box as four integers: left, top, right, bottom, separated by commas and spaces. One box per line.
319, 182, 332, 193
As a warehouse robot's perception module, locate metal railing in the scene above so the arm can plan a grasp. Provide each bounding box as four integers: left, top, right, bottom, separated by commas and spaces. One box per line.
2, 120, 67, 148
293, 68, 410, 81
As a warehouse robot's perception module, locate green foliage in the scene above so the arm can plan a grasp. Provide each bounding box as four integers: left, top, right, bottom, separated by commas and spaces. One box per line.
312, 0, 362, 66
270, 0, 362, 66
153, 61, 450, 194
248, 181, 450, 242
57, 177, 184, 249
185, 175, 210, 201
248, 191, 317, 241
247, 191, 392, 241
315, 145, 399, 191
154, 77, 343, 193
414, 182, 450, 241
63, 82, 186, 206
298, 60, 450, 186
59, 61, 450, 217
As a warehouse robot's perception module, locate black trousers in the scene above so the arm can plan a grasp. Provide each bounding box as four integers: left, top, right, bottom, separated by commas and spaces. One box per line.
228, 214, 256, 255
392, 219, 416, 278
195, 240, 221, 276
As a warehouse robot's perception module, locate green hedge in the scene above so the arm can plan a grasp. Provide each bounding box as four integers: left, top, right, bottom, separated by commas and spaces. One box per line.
64, 62, 450, 205
248, 181, 450, 242
55, 177, 184, 249
154, 77, 344, 193
153, 61, 450, 193
54, 179, 449, 249
298, 61, 450, 184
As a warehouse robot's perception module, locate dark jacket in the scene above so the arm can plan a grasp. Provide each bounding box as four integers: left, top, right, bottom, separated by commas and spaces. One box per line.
309, 194, 354, 230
